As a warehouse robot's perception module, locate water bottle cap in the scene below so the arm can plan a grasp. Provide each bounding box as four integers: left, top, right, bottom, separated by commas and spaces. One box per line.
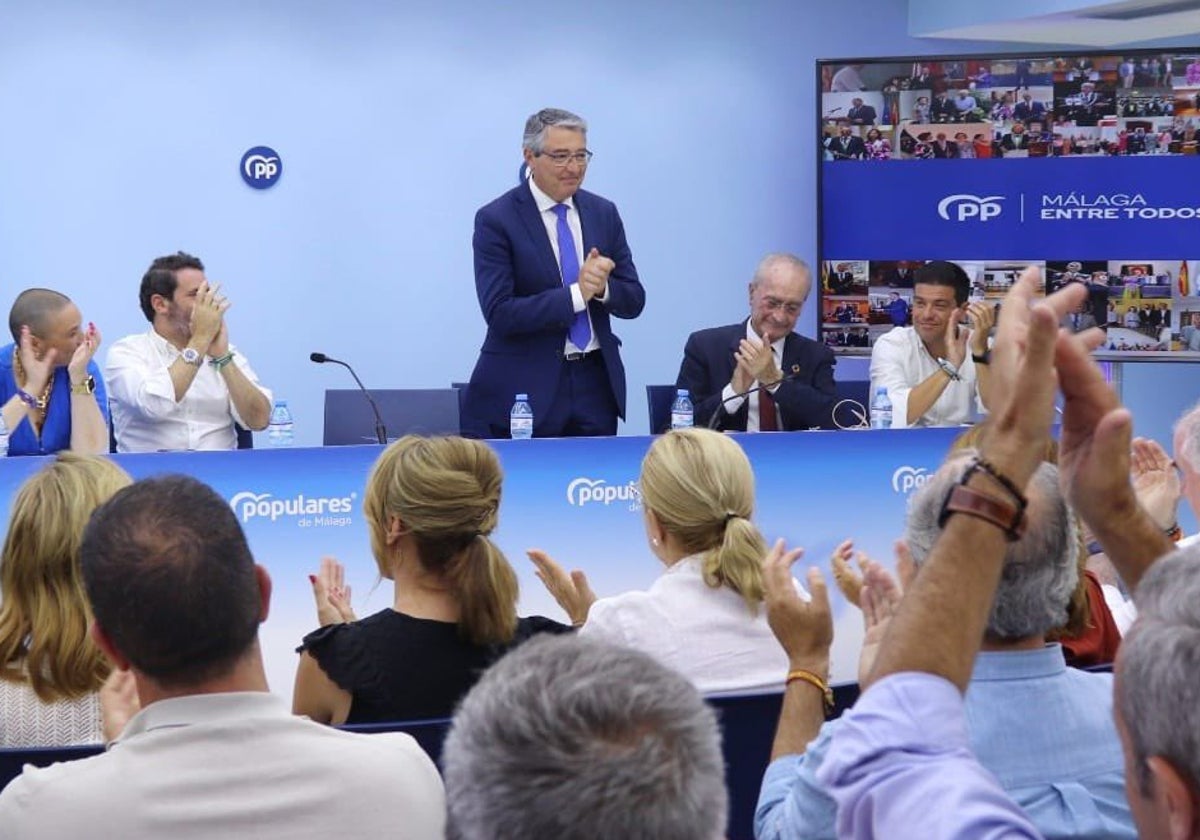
875, 386, 887, 395
515, 393, 529, 401
275, 399, 288, 406
676, 389, 689, 397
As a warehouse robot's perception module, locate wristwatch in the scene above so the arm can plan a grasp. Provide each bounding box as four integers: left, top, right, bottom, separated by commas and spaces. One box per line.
971, 349, 992, 365
70, 375, 96, 396
180, 347, 203, 366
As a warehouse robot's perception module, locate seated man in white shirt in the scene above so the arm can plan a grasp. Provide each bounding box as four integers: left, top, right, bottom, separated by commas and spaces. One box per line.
869, 260, 994, 427
106, 252, 272, 452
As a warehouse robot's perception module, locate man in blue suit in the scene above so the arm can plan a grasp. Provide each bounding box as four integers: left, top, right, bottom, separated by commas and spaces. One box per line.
1012, 91, 1045, 123
675, 254, 837, 432
463, 108, 645, 439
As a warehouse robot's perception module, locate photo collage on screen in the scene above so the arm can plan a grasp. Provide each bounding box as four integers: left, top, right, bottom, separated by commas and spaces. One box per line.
818, 53, 1200, 356
819, 258, 1200, 355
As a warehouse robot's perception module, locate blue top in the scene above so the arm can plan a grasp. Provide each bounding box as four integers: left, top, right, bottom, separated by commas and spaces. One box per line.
757, 645, 1133, 840
1182, 324, 1200, 352
0, 343, 108, 456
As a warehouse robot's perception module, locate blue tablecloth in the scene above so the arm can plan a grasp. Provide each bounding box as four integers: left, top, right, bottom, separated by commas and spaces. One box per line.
0, 427, 962, 700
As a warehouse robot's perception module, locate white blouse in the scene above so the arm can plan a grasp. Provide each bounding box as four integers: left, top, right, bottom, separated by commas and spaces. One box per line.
580, 553, 789, 694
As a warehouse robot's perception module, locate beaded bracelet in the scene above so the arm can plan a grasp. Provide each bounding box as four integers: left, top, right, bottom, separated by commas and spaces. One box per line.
15, 387, 45, 410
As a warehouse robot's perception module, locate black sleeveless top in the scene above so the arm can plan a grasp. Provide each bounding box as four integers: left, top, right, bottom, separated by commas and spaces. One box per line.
299, 609, 572, 722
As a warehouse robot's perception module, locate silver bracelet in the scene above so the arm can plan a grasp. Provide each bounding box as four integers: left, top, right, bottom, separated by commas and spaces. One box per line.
936, 358, 962, 381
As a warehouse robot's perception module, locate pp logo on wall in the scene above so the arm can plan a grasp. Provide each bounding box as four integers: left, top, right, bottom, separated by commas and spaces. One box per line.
241, 146, 283, 189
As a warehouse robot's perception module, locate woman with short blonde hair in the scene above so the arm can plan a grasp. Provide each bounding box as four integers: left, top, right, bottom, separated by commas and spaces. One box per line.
0, 452, 132, 746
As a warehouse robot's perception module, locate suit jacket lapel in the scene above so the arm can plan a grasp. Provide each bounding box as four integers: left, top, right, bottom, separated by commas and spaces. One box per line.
781, 332, 803, 379
575, 191, 596, 256
515, 180, 563, 286
726, 323, 750, 427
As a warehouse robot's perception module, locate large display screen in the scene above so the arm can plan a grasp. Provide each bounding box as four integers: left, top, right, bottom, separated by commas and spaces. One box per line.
818, 51, 1200, 358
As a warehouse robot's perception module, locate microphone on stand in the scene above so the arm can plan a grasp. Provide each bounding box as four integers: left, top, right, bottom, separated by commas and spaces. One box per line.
310, 352, 388, 445
706, 371, 804, 430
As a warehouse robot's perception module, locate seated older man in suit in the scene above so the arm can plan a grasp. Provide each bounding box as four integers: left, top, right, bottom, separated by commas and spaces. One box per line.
676, 254, 836, 431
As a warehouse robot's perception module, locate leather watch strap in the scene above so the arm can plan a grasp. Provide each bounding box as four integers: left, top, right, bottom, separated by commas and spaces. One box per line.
938, 484, 1027, 541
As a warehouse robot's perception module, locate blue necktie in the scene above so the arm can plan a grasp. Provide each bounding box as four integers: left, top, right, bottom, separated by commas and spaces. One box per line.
553, 203, 592, 350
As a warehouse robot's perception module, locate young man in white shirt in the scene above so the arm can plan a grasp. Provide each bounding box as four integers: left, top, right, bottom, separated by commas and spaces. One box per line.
869, 260, 995, 427
106, 252, 272, 452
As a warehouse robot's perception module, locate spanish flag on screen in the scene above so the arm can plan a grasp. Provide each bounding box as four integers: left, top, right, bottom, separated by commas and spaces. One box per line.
1181, 261, 1191, 297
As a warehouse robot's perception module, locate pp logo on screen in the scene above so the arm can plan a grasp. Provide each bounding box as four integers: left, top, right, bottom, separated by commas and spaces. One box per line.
937, 194, 1004, 222
240, 146, 283, 189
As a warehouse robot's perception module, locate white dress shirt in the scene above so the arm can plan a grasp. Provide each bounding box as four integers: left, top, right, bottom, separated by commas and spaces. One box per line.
106, 329, 272, 452
580, 553, 791, 694
718, 320, 785, 432
869, 325, 982, 428
528, 176, 604, 354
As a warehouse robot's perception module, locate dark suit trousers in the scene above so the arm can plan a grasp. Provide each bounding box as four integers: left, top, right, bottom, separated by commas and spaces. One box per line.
483, 352, 617, 438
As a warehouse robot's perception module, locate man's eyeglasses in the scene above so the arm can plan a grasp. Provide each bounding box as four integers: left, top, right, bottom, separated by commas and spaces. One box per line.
763, 297, 802, 316
539, 150, 594, 167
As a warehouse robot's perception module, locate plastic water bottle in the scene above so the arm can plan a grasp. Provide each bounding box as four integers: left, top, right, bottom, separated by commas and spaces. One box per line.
267, 399, 295, 447
510, 394, 534, 440
870, 387, 893, 430
670, 389, 694, 429
0, 414, 8, 457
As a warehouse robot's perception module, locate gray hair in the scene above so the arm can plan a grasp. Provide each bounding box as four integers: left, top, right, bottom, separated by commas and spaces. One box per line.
443, 634, 727, 840
752, 253, 810, 286
522, 108, 587, 153
1173, 400, 1200, 471
905, 456, 1079, 640
9, 288, 71, 343
1116, 545, 1200, 795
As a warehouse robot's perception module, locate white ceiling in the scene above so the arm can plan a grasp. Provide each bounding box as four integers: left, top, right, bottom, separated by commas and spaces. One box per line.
913, 0, 1200, 47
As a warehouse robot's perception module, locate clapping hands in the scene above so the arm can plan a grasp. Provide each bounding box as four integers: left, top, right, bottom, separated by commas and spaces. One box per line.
308, 556, 356, 626
761, 539, 832, 671
528, 549, 596, 626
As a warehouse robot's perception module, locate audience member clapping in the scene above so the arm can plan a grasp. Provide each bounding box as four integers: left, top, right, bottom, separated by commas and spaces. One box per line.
0, 453, 131, 747
528, 426, 794, 693
769, 268, 1186, 837
950, 425, 1122, 666
443, 634, 728, 840
0, 474, 445, 838
1081, 435, 1185, 637
756, 456, 1134, 839
293, 435, 571, 725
